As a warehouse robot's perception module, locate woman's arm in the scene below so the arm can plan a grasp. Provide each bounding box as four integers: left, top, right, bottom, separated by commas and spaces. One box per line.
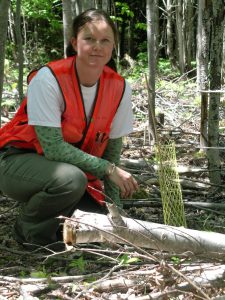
35, 126, 138, 198
102, 137, 122, 206
34, 125, 109, 178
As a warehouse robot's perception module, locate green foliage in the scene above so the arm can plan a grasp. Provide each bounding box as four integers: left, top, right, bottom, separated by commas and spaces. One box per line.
124, 51, 148, 81
30, 265, 58, 278
202, 213, 216, 232
69, 257, 86, 273
1, 99, 17, 110
30, 270, 48, 278
118, 254, 141, 266
8, 0, 63, 68
132, 188, 149, 199
111, 2, 134, 24
19, 270, 28, 278
12, 0, 61, 24
193, 96, 201, 106
170, 256, 181, 266
193, 151, 207, 159
125, 56, 181, 82
136, 52, 148, 66
135, 23, 147, 30
157, 58, 180, 78
115, 2, 134, 18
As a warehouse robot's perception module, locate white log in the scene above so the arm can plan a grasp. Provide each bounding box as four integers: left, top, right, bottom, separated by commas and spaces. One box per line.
120, 158, 205, 174
63, 205, 225, 258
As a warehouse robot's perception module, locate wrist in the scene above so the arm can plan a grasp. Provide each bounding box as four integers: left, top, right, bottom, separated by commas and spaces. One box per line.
106, 163, 116, 176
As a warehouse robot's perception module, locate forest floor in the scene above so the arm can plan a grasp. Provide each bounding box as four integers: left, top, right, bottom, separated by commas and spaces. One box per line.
0, 73, 225, 299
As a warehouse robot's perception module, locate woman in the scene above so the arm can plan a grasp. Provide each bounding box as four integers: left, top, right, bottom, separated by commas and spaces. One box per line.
0, 8, 138, 249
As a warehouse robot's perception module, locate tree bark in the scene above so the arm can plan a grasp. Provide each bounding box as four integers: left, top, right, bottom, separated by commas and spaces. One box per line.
63, 206, 225, 258
8, 6, 16, 51
166, 0, 176, 69
72, 0, 81, 16
146, 0, 157, 146
196, 0, 211, 149
82, 0, 95, 11
15, 0, 24, 103
0, 0, 10, 127
207, 1, 225, 186
184, 0, 195, 71
222, 26, 225, 85
175, 0, 185, 74
62, 0, 73, 57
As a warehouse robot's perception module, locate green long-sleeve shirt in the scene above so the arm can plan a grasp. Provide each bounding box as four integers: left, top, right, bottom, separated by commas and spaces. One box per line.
34, 126, 122, 206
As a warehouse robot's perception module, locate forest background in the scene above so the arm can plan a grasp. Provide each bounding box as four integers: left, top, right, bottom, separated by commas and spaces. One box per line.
0, 1, 225, 299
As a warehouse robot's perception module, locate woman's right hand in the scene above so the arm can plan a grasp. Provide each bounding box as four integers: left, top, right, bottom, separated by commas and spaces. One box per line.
107, 164, 139, 198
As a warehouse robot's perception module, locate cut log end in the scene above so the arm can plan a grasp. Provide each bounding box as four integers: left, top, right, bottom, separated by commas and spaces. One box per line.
63, 221, 76, 246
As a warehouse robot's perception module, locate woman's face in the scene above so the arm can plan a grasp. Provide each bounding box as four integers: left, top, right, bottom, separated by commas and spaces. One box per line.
71, 20, 115, 69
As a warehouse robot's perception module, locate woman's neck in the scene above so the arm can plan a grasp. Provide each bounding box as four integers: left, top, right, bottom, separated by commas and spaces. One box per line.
75, 60, 103, 87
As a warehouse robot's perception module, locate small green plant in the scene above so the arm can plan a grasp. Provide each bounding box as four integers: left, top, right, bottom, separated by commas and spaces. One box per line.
30, 270, 48, 278
170, 256, 181, 266
202, 213, 214, 232
158, 58, 180, 78
69, 256, 86, 273
19, 270, 28, 278
132, 188, 148, 199
30, 266, 49, 278
193, 96, 201, 106
118, 254, 141, 266
29, 265, 58, 279
193, 150, 207, 159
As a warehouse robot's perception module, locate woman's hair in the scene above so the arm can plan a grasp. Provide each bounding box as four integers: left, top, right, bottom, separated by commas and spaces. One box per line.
66, 8, 118, 71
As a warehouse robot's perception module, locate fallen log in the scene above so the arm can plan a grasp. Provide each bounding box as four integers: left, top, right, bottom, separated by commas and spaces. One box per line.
122, 199, 225, 211
145, 177, 213, 190
120, 158, 207, 174
63, 204, 225, 258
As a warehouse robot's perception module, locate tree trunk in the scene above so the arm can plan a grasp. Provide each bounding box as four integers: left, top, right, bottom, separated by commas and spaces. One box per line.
175, 0, 185, 74
146, 0, 157, 146
102, 0, 109, 11
0, 0, 10, 128
72, 0, 82, 16
15, 0, 24, 103
95, 0, 109, 9
63, 207, 225, 258
184, 0, 195, 71
196, 0, 211, 149
120, 20, 126, 59
62, 0, 73, 57
154, 0, 159, 63
207, 1, 225, 186
8, 6, 16, 54
82, 0, 95, 11
222, 26, 225, 85
166, 0, 176, 69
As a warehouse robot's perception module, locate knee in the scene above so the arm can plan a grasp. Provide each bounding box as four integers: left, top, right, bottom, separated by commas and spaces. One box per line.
69, 167, 88, 197
47, 164, 88, 200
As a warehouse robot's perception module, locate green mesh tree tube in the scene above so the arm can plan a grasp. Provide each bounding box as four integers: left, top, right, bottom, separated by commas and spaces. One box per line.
156, 141, 186, 227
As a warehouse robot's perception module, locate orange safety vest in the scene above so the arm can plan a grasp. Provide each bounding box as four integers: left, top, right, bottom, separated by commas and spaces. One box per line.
0, 56, 125, 204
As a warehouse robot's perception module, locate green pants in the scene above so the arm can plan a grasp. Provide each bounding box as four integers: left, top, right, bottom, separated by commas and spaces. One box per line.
0, 147, 103, 246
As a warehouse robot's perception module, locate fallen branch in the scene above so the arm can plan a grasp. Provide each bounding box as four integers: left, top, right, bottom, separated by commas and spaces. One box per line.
120, 158, 206, 175
145, 177, 212, 190
63, 205, 225, 259
122, 199, 225, 211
